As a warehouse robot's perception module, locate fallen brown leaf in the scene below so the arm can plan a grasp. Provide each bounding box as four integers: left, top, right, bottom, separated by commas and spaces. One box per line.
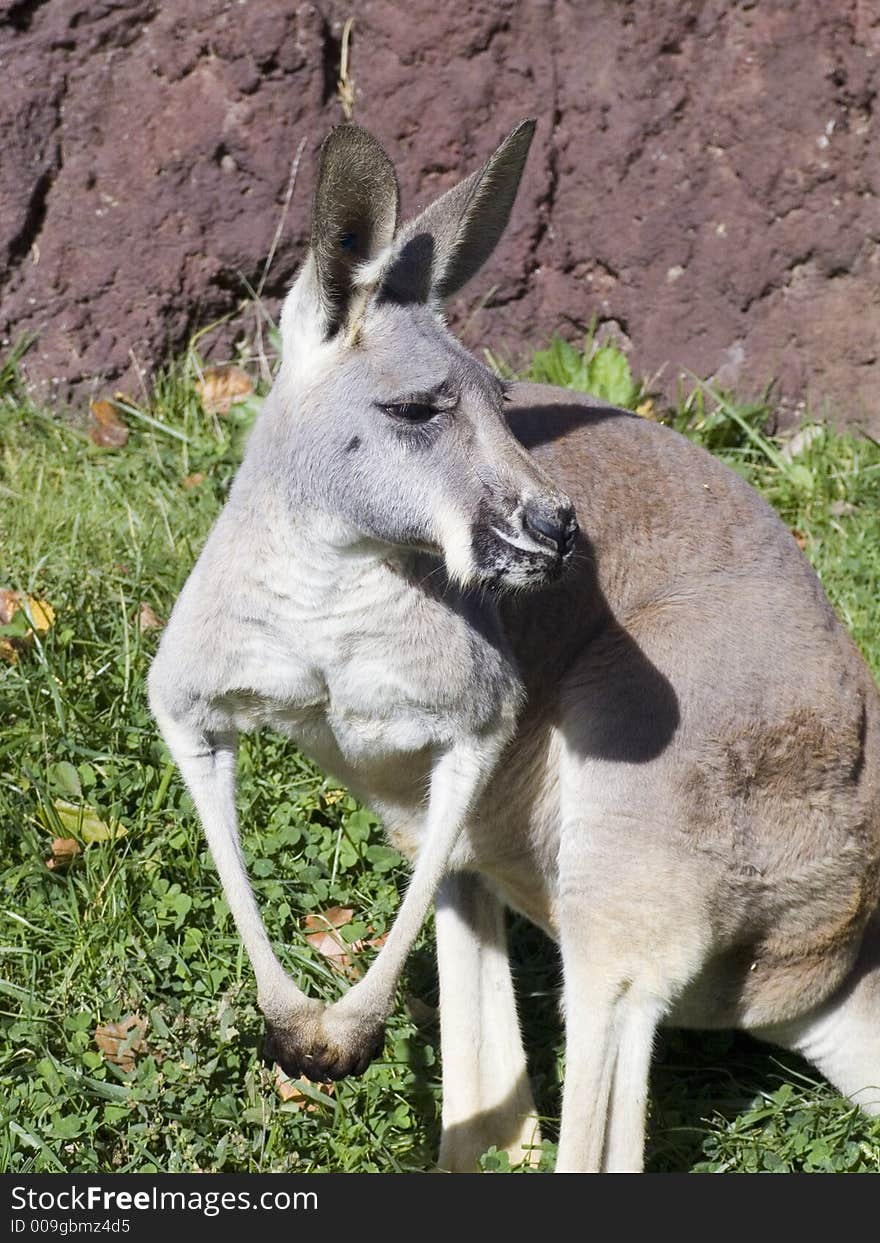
182, 472, 205, 490
304, 907, 356, 974
46, 837, 81, 870
305, 931, 352, 967
27, 598, 55, 633
95, 1014, 147, 1070
274, 1066, 336, 1110
137, 602, 163, 632
196, 366, 253, 416
0, 588, 16, 665
0, 589, 54, 631
0, 589, 56, 663
791, 528, 808, 549
0, 589, 17, 626
89, 399, 129, 448
313, 906, 354, 930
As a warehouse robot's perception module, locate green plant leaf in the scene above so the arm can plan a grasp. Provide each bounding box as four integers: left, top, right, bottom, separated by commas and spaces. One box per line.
52, 800, 127, 844
587, 344, 636, 407
48, 761, 82, 800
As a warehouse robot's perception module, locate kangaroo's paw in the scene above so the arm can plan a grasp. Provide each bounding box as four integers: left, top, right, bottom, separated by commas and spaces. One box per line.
262, 1003, 386, 1082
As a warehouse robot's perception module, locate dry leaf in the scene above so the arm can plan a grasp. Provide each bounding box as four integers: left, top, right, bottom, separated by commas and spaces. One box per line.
0, 588, 17, 664
313, 906, 354, 930
26, 598, 55, 633
95, 1014, 147, 1070
46, 837, 81, 870
182, 472, 205, 490
0, 589, 17, 626
196, 366, 253, 416
791, 528, 808, 549
0, 589, 56, 663
0, 589, 54, 632
304, 907, 355, 973
274, 1066, 336, 1111
137, 602, 163, 632
304, 930, 352, 967
89, 399, 129, 448
302, 909, 387, 980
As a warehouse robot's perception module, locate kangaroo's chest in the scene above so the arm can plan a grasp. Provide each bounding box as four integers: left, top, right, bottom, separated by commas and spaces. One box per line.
226, 556, 521, 822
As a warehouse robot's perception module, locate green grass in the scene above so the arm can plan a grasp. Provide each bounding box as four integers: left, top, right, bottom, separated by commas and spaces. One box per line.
1, 334, 879, 1173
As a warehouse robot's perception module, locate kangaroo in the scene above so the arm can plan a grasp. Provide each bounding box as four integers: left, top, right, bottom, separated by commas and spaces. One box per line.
148, 119, 880, 1172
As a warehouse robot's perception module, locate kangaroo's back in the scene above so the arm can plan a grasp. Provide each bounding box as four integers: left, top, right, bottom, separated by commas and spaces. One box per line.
508, 381, 840, 625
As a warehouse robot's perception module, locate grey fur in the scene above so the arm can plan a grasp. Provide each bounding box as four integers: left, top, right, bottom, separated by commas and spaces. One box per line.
149, 121, 880, 1172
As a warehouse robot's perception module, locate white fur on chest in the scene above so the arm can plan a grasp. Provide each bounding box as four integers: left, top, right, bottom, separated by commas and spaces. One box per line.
213, 533, 520, 818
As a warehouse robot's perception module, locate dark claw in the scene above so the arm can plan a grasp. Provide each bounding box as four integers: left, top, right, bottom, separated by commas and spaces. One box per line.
261, 1018, 386, 1082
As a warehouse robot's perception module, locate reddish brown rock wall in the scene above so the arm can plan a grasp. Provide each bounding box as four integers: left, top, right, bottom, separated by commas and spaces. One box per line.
1, 1, 878, 425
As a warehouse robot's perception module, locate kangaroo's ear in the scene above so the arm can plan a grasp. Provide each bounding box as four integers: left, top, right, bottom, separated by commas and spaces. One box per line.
383, 119, 535, 306
310, 124, 400, 336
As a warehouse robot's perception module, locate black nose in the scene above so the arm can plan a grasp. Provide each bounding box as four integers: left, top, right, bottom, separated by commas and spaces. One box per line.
523, 502, 578, 557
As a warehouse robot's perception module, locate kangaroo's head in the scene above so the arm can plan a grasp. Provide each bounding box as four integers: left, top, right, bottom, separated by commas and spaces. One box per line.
277, 120, 577, 591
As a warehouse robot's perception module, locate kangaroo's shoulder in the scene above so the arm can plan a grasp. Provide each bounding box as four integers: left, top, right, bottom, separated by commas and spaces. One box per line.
507, 380, 738, 480
506, 381, 784, 552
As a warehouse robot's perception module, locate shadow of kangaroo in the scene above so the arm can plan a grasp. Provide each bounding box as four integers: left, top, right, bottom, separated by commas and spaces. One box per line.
149, 120, 880, 1172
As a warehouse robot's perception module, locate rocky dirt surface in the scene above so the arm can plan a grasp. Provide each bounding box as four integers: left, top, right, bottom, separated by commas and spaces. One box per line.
1, 0, 878, 426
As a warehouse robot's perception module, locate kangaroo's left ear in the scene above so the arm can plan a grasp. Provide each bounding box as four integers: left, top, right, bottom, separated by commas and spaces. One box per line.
383, 119, 536, 306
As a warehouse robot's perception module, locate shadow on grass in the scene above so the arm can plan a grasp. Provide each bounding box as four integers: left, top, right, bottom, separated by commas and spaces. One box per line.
647, 1029, 818, 1171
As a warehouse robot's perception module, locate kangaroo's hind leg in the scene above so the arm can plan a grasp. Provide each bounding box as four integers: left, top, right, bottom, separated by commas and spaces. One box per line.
758, 911, 880, 1115
556, 903, 669, 1173
555, 799, 714, 1173
436, 872, 541, 1172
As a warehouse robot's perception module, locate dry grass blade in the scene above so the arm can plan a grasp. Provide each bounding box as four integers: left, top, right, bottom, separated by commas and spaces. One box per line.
337, 17, 356, 121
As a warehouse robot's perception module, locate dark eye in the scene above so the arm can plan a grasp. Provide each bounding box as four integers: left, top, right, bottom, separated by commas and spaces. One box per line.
380, 402, 438, 423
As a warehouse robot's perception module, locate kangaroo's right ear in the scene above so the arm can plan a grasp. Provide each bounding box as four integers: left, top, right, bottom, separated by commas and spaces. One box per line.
285, 125, 400, 347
